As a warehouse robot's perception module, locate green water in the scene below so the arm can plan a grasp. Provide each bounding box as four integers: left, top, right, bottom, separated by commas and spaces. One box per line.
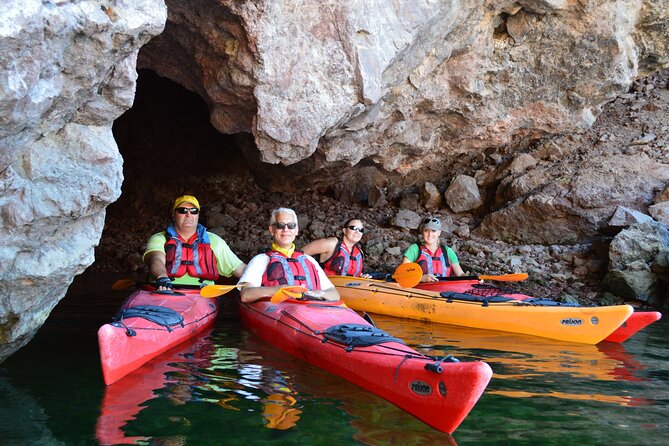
1, 273, 667, 445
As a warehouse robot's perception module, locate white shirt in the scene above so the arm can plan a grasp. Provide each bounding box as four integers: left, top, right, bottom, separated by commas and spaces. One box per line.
239, 252, 335, 289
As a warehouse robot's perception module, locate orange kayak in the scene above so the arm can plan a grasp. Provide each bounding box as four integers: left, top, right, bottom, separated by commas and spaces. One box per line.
416, 280, 661, 343
332, 277, 633, 344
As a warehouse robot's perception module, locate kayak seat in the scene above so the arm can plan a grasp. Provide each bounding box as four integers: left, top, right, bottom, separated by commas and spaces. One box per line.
112, 305, 185, 333
440, 291, 515, 305
322, 324, 405, 351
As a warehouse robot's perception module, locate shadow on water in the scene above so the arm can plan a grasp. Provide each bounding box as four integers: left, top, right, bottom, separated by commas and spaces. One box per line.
0, 272, 668, 445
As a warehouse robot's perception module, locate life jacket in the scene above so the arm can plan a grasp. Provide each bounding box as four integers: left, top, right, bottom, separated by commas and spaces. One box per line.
321, 240, 364, 277
417, 243, 451, 278
164, 224, 219, 281
262, 250, 321, 291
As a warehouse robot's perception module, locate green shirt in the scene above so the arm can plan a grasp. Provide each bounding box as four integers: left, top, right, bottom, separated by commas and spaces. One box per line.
143, 231, 243, 285
403, 243, 459, 265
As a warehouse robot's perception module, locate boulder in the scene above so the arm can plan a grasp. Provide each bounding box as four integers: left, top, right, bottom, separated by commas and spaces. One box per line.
444, 175, 482, 213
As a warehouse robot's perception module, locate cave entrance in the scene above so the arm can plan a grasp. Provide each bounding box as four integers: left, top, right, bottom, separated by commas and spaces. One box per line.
92, 69, 252, 273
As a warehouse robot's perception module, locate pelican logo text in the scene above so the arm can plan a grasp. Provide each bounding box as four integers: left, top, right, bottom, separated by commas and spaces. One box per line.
560, 318, 583, 326
345, 282, 361, 287
410, 380, 432, 396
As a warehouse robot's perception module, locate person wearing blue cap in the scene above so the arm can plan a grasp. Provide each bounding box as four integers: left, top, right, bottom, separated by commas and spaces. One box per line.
143, 195, 246, 290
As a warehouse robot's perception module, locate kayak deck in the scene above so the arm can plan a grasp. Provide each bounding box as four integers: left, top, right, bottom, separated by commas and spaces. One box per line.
239, 298, 492, 434
416, 280, 661, 343
332, 277, 633, 344
98, 288, 219, 385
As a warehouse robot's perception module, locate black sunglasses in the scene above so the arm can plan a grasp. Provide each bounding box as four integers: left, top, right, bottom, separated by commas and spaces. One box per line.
347, 226, 365, 233
423, 218, 440, 224
272, 222, 297, 230
175, 207, 199, 215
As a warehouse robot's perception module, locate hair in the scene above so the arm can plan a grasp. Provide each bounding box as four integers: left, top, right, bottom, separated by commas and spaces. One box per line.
342, 217, 362, 228
269, 207, 298, 225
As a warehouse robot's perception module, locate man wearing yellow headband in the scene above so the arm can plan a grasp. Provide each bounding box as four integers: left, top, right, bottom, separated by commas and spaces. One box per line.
143, 195, 246, 290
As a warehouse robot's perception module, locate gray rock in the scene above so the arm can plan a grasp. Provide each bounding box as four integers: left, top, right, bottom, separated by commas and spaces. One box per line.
421, 182, 443, 210
399, 193, 420, 211
444, 175, 482, 213
607, 206, 655, 228
392, 209, 422, 230
649, 201, 669, 226
368, 186, 388, 208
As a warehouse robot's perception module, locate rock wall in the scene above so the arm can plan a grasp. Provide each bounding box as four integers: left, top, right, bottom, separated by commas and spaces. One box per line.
1, 0, 669, 363
0, 0, 166, 362
141, 0, 668, 171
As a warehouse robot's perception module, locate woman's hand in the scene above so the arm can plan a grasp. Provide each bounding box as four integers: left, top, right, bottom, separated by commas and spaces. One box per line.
421, 273, 439, 283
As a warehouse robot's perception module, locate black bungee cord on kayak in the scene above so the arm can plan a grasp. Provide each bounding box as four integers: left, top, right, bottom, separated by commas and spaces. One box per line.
276, 308, 461, 378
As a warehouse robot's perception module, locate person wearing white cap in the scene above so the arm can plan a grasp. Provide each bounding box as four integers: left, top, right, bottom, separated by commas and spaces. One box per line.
143, 194, 246, 290
401, 216, 465, 283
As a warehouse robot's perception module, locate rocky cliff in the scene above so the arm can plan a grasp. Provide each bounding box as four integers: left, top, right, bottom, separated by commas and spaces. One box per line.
1, 0, 668, 363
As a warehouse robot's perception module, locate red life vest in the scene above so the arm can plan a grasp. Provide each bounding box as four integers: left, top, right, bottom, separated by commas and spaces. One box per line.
262, 250, 321, 291
164, 224, 219, 281
417, 243, 451, 278
322, 240, 364, 276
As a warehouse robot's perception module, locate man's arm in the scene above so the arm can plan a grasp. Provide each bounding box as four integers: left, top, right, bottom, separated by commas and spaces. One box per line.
145, 251, 168, 280
144, 251, 174, 290
238, 255, 276, 303
231, 262, 246, 279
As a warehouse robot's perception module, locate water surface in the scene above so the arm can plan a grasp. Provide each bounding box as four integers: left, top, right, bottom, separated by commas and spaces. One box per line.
1, 273, 667, 445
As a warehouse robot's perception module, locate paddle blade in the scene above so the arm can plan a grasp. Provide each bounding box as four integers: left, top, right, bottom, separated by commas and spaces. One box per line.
479, 273, 528, 282
111, 279, 136, 291
392, 263, 423, 288
270, 286, 308, 303
200, 284, 243, 298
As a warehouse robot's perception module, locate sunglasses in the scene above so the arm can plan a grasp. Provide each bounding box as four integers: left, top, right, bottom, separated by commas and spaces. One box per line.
175, 207, 199, 215
272, 222, 297, 230
423, 218, 440, 224
347, 226, 365, 233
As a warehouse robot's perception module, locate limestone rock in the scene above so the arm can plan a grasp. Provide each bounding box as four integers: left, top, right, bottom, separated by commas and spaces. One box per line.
445, 175, 482, 213
138, 0, 669, 170
421, 182, 442, 210
399, 193, 420, 211
649, 201, 669, 226
392, 209, 422, 230
603, 220, 669, 303
654, 184, 669, 203
368, 186, 388, 208
476, 154, 669, 244
607, 206, 655, 228
0, 0, 166, 363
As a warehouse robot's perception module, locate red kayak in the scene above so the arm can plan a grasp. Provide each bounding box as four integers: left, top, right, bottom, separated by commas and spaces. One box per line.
238, 297, 492, 434
416, 280, 661, 343
98, 287, 219, 385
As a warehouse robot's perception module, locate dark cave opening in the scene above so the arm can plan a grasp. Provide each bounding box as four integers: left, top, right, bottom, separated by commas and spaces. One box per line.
92, 69, 255, 272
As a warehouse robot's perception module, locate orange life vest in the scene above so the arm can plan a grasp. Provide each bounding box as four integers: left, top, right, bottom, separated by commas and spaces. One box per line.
262, 250, 321, 291
417, 243, 451, 278
321, 240, 364, 277
164, 224, 219, 281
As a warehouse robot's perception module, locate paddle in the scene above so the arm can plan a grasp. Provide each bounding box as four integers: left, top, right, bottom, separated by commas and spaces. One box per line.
111, 279, 137, 291
200, 283, 246, 298
391, 263, 424, 288
269, 286, 309, 304
439, 273, 528, 282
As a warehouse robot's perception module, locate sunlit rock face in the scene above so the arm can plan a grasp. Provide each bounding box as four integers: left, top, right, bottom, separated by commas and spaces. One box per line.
1, 0, 669, 363
0, 0, 166, 362
140, 0, 668, 170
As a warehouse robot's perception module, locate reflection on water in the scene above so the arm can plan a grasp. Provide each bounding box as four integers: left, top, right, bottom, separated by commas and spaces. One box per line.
0, 273, 667, 445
